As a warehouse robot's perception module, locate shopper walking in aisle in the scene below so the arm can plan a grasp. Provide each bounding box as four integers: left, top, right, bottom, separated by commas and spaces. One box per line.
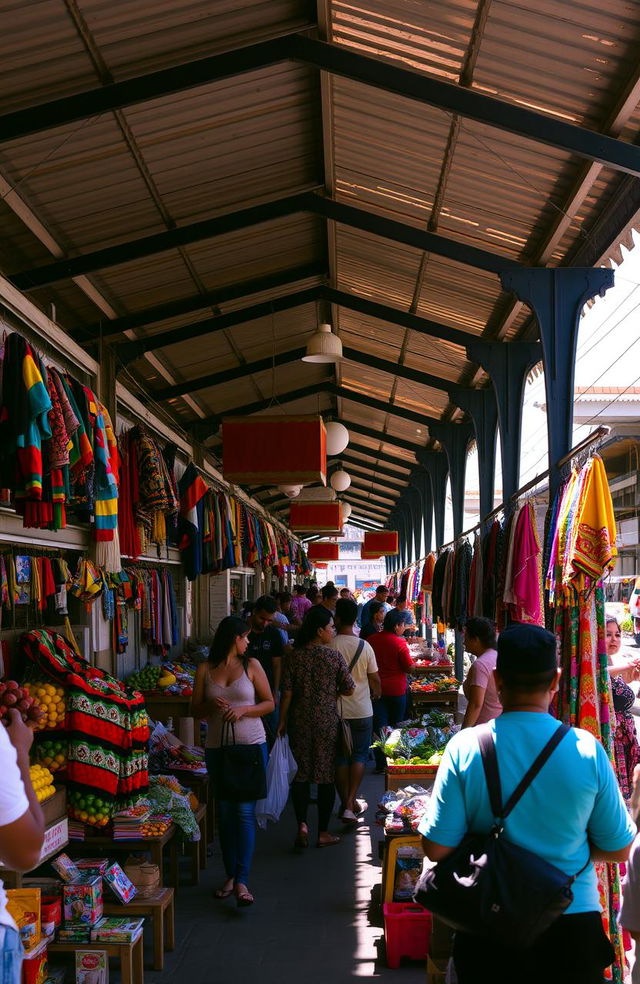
606, 615, 640, 801
360, 600, 386, 640
192, 616, 274, 907
368, 610, 415, 773
0, 709, 45, 983
420, 623, 635, 984
247, 595, 285, 743
319, 583, 339, 612
289, 585, 312, 625
333, 598, 381, 823
277, 606, 355, 848
359, 585, 389, 629
461, 616, 502, 728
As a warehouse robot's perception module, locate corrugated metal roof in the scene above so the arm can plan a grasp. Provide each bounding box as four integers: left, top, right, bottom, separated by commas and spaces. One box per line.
1, 0, 640, 524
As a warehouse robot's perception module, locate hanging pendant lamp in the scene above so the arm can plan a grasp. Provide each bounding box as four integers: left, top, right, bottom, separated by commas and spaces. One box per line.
302, 323, 343, 363
330, 469, 351, 492
325, 421, 349, 456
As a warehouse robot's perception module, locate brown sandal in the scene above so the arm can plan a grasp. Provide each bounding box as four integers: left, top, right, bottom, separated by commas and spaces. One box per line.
317, 834, 341, 848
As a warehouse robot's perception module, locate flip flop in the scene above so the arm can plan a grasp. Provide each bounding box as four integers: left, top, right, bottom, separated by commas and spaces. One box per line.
294, 831, 309, 849
214, 887, 234, 899
236, 891, 254, 907
340, 810, 358, 824
317, 834, 341, 848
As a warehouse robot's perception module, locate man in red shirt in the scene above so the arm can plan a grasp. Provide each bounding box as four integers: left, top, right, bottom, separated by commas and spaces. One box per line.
368, 610, 415, 772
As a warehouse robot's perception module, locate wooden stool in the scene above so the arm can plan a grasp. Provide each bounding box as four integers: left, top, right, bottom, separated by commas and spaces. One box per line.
48, 935, 144, 984
104, 887, 175, 972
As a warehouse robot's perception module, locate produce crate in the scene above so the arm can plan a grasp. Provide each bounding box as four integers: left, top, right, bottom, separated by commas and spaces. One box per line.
385, 758, 438, 792
42, 786, 67, 825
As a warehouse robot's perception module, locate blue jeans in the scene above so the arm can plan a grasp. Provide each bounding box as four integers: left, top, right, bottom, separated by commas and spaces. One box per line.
335, 716, 374, 767
0, 926, 23, 984
372, 695, 407, 770
205, 744, 268, 885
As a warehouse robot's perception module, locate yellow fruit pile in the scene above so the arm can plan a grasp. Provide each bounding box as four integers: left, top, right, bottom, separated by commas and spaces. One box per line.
29, 764, 56, 803
24, 681, 66, 731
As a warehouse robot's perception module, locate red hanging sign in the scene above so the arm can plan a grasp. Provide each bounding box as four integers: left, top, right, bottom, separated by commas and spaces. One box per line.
222, 415, 326, 485
289, 501, 342, 534
363, 531, 399, 556
307, 541, 339, 562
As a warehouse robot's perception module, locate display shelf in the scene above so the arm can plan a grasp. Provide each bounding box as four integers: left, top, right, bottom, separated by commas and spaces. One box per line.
48, 935, 143, 984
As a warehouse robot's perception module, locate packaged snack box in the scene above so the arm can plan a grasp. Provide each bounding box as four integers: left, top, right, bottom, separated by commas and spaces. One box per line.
6, 888, 41, 952
57, 927, 91, 943
75, 950, 108, 984
73, 860, 109, 877
22, 936, 48, 984
63, 877, 103, 926
51, 855, 81, 885
90, 917, 144, 943
102, 864, 136, 905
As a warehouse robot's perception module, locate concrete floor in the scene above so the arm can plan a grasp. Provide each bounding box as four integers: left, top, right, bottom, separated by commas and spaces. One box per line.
145, 770, 426, 984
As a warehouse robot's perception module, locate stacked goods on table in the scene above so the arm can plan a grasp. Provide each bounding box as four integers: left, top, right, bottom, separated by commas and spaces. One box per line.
111, 805, 151, 840
20, 629, 149, 826
29, 765, 57, 805
90, 917, 143, 943
128, 661, 196, 698
377, 710, 458, 772
148, 720, 205, 774
377, 786, 432, 834
409, 675, 458, 695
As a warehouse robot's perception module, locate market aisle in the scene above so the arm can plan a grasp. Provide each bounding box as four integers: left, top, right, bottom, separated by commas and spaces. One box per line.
145, 771, 426, 983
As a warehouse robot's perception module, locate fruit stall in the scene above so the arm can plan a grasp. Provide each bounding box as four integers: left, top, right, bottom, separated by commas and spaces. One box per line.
377, 712, 458, 792
128, 661, 197, 731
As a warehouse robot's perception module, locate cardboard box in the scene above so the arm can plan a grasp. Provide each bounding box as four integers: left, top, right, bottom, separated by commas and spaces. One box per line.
50, 855, 80, 885
57, 928, 91, 944
90, 917, 144, 943
63, 877, 103, 926
73, 860, 109, 877
75, 951, 108, 984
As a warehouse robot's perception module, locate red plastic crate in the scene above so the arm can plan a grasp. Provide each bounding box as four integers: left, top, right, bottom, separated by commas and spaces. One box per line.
383, 902, 432, 969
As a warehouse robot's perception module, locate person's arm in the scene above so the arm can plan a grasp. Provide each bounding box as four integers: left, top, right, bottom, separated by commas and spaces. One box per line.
587, 740, 637, 864
398, 639, 415, 672
223, 659, 275, 722
591, 844, 632, 863
0, 711, 45, 872
421, 838, 457, 862
417, 735, 467, 863
368, 672, 381, 700
277, 690, 293, 736
461, 684, 487, 729
191, 662, 219, 719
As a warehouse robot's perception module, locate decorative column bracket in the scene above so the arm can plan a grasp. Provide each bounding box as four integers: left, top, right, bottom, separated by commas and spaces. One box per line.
417, 449, 449, 549
428, 420, 475, 539
466, 340, 541, 504
500, 267, 614, 494
448, 386, 498, 523
410, 467, 434, 557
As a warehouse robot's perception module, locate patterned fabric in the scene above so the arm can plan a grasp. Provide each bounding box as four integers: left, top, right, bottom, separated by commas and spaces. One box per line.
611, 676, 640, 801
571, 455, 618, 582
281, 644, 354, 783
21, 629, 148, 816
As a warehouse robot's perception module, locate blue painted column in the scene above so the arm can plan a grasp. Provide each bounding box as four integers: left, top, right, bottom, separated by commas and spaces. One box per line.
417, 450, 449, 548
465, 341, 541, 504
410, 468, 434, 557
500, 268, 614, 495
405, 486, 423, 564
448, 386, 498, 523
429, 419, 475, 539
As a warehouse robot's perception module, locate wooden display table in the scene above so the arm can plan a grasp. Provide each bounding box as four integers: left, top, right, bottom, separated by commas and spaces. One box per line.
142, 693, 192, 725
104, 887, 175, 972
66, 826, 179, 891
49, 935, 143, 984
385, 766, 437, 793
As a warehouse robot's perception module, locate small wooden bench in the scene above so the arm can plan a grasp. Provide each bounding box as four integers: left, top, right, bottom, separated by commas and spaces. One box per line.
104, 887, 175, 972
48, 934, 143, 984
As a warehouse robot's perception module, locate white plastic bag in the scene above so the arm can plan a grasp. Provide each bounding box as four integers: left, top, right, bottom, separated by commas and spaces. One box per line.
255, 736, 298, 829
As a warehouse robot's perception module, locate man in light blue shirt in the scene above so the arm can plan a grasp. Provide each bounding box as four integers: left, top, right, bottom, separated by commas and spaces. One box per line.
419, 623, 635, 984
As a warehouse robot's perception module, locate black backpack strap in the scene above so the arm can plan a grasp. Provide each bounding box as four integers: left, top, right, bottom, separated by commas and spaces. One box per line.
348, 640, 365, 673
478, 722, 570, 822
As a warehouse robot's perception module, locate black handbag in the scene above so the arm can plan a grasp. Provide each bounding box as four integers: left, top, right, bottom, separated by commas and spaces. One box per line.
217, 722, 267, 802
414, 722, 590, 949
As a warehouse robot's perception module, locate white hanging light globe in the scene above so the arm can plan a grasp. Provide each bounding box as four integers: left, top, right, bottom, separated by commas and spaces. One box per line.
278, 484, 303, 498
330, 469, 351, 492
340, 502, 352, 521
325, 422, 349, 456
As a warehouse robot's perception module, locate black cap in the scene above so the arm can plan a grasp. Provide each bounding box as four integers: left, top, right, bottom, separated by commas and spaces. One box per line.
497, 623, 558, 677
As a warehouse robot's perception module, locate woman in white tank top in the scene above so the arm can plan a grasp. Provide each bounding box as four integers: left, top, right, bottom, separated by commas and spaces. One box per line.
192, 615, 274, 907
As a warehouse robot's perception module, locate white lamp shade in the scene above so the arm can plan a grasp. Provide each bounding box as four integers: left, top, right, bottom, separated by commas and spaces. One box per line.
340, 502, 352, 521
302, 323, 343, 363
330, 469, 351, 492
278, 484, 303, 498
325, 421, 349, 456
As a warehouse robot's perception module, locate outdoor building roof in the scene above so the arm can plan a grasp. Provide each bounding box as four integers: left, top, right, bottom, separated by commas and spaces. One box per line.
1, 0, 640, 526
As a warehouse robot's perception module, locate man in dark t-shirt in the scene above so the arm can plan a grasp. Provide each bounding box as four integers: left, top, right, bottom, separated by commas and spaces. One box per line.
248, 596, 284, 741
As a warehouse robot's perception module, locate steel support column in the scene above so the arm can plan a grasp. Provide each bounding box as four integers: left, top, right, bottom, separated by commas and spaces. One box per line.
466, 342, 541, 504
429, 420, 475, 539
448, 387, 498, 523
500, 268, 615, 494
410, 468, 434, 557
417, 451, 449, 548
